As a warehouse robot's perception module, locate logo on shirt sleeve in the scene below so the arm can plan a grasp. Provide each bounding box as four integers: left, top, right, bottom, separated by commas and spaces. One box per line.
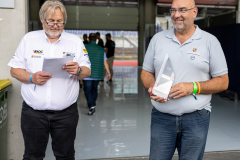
83, 49, 88, 53
12, 54, 16, 59
33, 50, 44, 55
83, 49, 88, 56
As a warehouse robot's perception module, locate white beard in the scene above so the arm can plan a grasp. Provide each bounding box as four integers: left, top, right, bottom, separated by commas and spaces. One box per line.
43, 25, 63, 38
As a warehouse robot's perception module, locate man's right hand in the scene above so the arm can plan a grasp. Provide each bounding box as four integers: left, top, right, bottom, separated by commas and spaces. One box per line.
32, 71, 52, 85
148, 87, 169, 103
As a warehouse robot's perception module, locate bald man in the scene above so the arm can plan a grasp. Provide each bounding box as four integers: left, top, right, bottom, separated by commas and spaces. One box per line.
141, 0, 228, 159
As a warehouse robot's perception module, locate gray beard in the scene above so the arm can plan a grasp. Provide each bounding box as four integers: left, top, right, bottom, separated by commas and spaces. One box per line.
43, 25, 63, 38
173, 22, 191, 34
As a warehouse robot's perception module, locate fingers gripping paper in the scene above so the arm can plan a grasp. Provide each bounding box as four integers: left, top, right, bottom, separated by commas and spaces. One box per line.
152, 53, 174, 99
42, 56, 74, 79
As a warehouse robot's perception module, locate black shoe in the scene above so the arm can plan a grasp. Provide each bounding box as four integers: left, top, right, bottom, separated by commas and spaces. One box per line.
88, 107, 96, 115
100, 79, 104, 82
108, 79, 112, 83
80, 84, 83, 88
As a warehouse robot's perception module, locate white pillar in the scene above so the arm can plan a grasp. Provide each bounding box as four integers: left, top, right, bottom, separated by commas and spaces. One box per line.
0, 0, 27, 159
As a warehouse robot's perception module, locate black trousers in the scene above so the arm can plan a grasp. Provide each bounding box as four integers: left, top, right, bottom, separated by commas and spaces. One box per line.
21, 101, 79, 160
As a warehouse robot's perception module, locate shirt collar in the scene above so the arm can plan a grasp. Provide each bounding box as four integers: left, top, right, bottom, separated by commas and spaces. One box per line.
43, 30, 63, 44
166, 25, 202, 43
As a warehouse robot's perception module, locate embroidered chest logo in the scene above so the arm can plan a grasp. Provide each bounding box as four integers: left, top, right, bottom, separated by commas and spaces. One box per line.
63, 52, 75, 57
31, 55, 41, 58
33, 50, 44, 55
193, 48, 197, 52
190, 56, 195, 60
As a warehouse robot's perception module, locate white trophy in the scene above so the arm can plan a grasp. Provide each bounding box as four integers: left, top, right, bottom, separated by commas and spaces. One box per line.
151, 53, 174, 99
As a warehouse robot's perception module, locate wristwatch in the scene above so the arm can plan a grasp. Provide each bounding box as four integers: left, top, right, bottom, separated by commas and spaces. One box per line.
76, 67, 82, 76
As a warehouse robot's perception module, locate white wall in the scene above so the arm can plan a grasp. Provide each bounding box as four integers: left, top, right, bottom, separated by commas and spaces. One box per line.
0, 0, 27, 159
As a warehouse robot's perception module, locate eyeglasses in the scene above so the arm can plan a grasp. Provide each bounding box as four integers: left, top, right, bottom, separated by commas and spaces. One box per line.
45, 19, 65, 27
170, 7, 195, 14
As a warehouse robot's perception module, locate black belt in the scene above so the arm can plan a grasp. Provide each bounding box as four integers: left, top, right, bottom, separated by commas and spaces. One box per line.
23, 101, 77, 113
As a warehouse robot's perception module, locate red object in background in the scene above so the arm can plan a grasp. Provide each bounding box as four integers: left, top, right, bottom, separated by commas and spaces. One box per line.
113, 61, 138, 66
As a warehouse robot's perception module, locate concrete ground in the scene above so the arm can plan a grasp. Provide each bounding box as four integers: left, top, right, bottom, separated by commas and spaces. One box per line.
89, 151, 240, 160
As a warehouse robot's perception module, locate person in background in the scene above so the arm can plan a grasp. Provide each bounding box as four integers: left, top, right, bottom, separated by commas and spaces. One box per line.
104, 33, 115, 82
96, 32, 104, 48
83, 34, 88, 45
83, 33, 111, 115
8, 1, 91, 159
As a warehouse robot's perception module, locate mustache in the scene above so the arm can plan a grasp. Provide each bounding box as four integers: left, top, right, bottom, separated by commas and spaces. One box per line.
50, 28, 59, 30
173, 16, 185, 21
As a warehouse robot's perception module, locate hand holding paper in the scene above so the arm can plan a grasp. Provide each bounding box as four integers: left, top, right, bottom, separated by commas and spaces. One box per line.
62, 62, 79, 75
42, 56, 74, 79
32, 71, 52, 85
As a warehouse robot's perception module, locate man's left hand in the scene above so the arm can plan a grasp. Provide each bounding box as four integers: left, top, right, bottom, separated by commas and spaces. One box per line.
63, 62, 79, 75
169, 82, 193, 99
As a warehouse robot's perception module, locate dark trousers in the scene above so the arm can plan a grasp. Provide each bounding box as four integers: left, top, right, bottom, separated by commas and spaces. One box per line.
83, 80, 100, 108
21, 101, 79, 160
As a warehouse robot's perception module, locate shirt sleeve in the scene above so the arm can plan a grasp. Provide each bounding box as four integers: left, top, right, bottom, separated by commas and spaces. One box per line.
104, 52, 107, 60
78, 40, 91, 70
209, 43, 228, 77
142, 36, 156, 73
8, 35, 27, 69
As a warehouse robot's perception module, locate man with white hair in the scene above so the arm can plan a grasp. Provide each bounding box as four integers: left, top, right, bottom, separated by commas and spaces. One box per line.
141, 0, 229, 159
8, 0, 91, 159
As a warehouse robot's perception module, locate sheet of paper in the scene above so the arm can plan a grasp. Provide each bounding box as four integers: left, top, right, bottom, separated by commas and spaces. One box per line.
42, 56, 74, 79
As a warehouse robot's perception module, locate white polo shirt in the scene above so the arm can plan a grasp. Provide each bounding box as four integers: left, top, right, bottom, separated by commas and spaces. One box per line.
8, 30, 91, 111
143, 26, 228, 116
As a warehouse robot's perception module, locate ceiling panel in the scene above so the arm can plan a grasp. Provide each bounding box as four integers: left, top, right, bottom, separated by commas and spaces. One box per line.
157, 0, 238, 6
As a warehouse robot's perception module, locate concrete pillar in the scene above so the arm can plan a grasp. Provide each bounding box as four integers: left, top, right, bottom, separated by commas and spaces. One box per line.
138, 0, 156, 66
138, 0, 145, 66
237, 0, 240, 23
203, 7, 209, 28
0, 0, 27, 159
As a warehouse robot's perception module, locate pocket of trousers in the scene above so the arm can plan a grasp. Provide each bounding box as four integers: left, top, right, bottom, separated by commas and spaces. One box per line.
152, 107, 158, 113
197, 108, 209, 116
22, 101, 30, 112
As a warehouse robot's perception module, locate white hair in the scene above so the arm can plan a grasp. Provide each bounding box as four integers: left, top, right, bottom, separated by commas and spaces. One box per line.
39, 0, 67, 23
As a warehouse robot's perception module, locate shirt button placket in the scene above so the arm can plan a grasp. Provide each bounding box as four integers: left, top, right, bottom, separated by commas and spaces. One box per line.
46, 44, 54, 110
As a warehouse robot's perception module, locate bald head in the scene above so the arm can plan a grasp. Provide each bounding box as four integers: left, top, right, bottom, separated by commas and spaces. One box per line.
172, 0, 195, 8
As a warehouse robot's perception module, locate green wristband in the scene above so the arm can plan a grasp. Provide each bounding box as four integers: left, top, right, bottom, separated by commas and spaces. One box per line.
192, 82, 197, 94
